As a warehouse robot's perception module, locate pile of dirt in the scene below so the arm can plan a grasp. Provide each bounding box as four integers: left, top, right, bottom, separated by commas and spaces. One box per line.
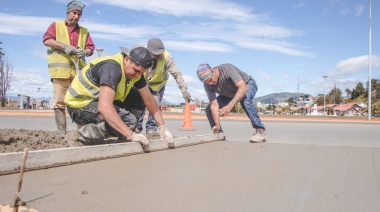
0, 129, 161, 154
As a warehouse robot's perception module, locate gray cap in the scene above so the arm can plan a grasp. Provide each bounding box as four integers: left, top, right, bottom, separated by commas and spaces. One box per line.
67, 0, 85, 13
119, 45, 154, 69
147, 38, 165, 56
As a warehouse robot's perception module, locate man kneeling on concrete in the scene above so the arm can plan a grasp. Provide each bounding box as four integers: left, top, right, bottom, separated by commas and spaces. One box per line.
64, 45, 174, 151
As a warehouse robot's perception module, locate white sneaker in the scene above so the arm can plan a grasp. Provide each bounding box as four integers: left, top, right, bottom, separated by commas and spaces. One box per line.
250, 128, 267, 143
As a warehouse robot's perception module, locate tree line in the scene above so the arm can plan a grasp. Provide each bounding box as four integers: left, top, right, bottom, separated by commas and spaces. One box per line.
0, 42, 14, 107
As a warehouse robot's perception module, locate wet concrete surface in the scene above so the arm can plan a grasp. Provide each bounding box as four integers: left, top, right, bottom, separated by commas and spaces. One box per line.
0, 112, 380, 211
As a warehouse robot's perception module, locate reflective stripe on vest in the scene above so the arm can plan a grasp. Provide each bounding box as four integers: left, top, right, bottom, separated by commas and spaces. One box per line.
64, 53, 141, 108
144, 50, 170, 91
47, 21, 88, 78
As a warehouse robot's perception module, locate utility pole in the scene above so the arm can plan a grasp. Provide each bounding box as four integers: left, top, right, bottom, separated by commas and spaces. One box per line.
368, 0, 372, 121
37, 87, 40, 108
323, 76, 328, 115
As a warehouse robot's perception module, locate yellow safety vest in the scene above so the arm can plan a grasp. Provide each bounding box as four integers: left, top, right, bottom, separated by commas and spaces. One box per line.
64, 53, 141, 108
47, 21, 88, 78
144, 50, 170, 91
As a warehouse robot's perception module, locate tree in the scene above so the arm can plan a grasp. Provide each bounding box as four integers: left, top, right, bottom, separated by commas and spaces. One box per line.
232, 102, 244, 114
369, 79, 380, 99
286, 97, 294, 106
328, 88, 342, 104
316, 96, 324, 106
345, 88, 351, 99
351, 82, 365, 99
0, 44, 14, 107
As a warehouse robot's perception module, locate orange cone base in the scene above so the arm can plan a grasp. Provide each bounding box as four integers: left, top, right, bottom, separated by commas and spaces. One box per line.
179, 127, 195, 131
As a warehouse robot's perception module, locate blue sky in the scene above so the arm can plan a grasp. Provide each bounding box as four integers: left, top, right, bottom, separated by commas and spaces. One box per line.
0, 0, 379, 104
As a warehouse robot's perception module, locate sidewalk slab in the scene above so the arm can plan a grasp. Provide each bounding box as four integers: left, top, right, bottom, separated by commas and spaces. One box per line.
0, 133, 225, 175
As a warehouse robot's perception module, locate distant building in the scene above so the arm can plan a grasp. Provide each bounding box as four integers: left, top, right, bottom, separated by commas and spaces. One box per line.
333, 103, 363, 116
295, 95, 314, 107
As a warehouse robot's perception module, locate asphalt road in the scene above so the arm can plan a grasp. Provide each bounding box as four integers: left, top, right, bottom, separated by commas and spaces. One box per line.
0, 114, 380, 211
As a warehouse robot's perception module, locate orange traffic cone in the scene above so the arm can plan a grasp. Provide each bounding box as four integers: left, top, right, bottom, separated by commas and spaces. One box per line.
180, 102, 195, 131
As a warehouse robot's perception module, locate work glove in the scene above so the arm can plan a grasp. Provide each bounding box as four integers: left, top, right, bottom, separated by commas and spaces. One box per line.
212, 126, 220, 134
63, 44, 77, 55
182, 91, 193, 102
159, 125, 174, 148
75, 46, 86, 59
128, 132, 150, 152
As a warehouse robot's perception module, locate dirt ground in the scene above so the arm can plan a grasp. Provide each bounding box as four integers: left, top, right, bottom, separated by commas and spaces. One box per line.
0, 129, 161, 154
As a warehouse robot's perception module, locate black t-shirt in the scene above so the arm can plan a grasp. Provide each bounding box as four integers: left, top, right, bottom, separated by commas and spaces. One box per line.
86, 60, 146, 91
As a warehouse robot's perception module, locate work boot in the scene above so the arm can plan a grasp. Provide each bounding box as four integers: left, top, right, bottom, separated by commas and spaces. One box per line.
250, 128, 267, 143
54, 108, 67, 136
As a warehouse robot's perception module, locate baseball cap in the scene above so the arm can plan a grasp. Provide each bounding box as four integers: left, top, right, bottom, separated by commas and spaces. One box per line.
147, 38, 165, 56
197, 63, 213, 82
119, 45, 154, 69
67, 0, 85, 13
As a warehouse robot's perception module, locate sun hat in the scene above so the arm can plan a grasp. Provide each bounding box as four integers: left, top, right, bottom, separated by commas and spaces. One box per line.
119, 45, 154, 69
197, 63, 213, 82
147, 38, 165, 56
67, 0, 85, 13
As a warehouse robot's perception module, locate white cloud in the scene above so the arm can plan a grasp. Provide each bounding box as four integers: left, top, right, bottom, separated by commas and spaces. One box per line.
294, 1, 305, 10
165, 41, 233, 52
0, 0, 311, 56
237, 40, 314, 57
332, 55, 380, 77
354, 5, 364, 17
10, 69, 53, 97
322, 8, 330, 16
256, 69, 272, 81
0, 13, 56, 35
340, 7, 350, 16
90, 0, 256, 22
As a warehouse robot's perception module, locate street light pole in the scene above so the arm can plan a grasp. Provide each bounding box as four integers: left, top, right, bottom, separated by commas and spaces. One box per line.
95, 48, 104, 58
37, 88, 40, 108
323, 76, 328, 115
368, 0, 372, 121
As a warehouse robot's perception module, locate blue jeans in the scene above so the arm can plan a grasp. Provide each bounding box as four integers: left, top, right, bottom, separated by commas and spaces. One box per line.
137, 86, 165, 132
205, 78, 265, 132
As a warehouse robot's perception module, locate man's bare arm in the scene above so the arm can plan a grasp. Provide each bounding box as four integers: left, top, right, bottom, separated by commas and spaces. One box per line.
98, 85, 134, 138
218, 80, 247, 116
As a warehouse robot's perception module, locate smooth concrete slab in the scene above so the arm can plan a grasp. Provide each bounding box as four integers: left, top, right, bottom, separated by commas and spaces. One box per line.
1, 114, 380, 211
0, 134, 225, 175
1, 142, 379, 212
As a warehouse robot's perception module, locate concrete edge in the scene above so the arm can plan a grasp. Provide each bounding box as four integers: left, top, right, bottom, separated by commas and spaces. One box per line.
0, 133, 225, 175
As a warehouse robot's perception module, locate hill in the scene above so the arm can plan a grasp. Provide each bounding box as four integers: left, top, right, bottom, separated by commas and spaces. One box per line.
253, 92, 307, 104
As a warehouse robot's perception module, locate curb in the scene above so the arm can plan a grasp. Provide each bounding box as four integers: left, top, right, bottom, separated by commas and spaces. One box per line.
0, 134, 225, 175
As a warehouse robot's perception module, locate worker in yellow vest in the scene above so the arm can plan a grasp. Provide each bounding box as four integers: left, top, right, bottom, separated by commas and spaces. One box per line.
116, 38, 193, 134
64, 45, 174, 151
43, 0, 95, 136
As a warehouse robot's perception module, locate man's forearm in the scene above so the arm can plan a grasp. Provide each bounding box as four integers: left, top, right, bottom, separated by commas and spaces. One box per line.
210, 103, 220, 127
100, 106, 134, 138
44, 39, 64, 50
228, 89, 245, 108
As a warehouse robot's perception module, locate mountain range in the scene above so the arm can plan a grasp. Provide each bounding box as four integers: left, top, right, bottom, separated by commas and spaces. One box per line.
252, 92, 307, 104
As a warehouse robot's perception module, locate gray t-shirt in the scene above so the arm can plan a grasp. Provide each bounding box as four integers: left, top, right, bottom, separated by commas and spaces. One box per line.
204, 63, 252, 102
